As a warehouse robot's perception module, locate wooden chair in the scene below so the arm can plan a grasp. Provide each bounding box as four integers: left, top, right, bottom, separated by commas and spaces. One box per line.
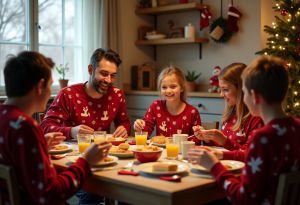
275, 171, 300, 205
202, 121, 220, 130
0, 164, 20, 205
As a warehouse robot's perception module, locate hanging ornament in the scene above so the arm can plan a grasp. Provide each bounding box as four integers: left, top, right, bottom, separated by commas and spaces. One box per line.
297, 37, 300, 43
281, 9, 288, 16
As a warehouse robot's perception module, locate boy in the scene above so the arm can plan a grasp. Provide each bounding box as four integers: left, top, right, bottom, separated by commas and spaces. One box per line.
188, 55, 300, 204
0, 51, 111, 204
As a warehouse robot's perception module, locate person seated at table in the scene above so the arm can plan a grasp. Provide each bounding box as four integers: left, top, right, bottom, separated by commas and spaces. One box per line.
134, 66, 201, 137
193, 63, 263, 150
40, 48, 131, 139
188, 55, 300, 205
0, 51, 111, 205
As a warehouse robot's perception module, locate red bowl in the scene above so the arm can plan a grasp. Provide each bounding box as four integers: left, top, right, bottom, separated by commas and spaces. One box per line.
110, 139, 126, 146
133, 148, 163, 163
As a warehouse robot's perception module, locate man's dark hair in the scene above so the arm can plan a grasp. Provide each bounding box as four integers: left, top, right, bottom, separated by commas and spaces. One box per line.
4, 51, 54, 97
90, 48, 122, 69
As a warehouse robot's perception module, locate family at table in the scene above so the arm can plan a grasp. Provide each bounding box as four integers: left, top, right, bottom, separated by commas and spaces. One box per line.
0, 48, 299, 205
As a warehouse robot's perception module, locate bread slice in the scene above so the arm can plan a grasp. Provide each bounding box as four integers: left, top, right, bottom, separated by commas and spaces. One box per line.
152, 163, 178, 172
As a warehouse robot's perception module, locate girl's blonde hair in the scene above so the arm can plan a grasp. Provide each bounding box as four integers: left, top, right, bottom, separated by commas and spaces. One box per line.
157, 66, 187, 102
219, 63, 249, 131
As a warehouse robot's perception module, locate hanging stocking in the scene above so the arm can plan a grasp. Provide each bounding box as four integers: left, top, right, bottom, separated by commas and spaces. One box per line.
200, 7, 212, 30
227, 4, 242, 32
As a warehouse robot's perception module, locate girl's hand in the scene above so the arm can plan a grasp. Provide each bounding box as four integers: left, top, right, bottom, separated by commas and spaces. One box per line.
134, 119, 145, 132
188, 146, 219, 171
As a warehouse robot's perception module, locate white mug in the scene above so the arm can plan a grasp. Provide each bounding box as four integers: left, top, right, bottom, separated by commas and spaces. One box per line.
172, 134, 188, 152
181, 141, 195, 159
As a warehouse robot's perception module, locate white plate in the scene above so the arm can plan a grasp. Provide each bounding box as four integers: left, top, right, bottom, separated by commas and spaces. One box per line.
135, 162, 188, 175
68, 155, 118, 166
191, 160, 245, 173
145, 34, 166, 40
147, 140, 166, 148
49, 144, 72, 155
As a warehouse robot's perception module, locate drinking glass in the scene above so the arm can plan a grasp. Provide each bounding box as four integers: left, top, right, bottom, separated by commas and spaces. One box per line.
94, 131, 106, 143
135, 131, 148, 145
166, 138, 179, 159
77, 133, 92, 153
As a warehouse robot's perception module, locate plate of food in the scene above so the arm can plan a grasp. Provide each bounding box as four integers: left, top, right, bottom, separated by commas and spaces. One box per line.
49, 144, 72, 155
109, 143, 134, 158
191, 160, 245, 173
106, 135, 127, 146
149, 136, 167, 147
68, 155, 118, 166
135, 162, 188, 175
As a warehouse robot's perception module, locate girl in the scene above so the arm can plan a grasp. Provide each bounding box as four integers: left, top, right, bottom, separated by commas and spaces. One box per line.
193, 63, 263, 150
134, 66, 201, 137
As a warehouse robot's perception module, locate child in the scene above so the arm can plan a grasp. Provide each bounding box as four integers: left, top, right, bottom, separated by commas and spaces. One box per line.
193, 63, 263, 150
0, 51, 111, 205
188, 55, 300, 204
134, 66, 201, 137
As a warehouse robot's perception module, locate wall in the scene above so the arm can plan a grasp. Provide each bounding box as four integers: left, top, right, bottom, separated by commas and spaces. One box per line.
118, 0, 275, 89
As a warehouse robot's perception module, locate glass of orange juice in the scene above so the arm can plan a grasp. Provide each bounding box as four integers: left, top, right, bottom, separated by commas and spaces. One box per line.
77, 134, 92, 153
166, 138, 179, 159
135, 131, 148, 145
94, 131, 106, 144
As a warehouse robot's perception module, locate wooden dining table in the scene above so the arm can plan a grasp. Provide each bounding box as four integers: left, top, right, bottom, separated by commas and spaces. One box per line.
52, 143, 225, 205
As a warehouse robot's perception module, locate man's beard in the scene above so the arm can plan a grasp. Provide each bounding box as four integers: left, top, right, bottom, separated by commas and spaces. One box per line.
92, 79, 112, 94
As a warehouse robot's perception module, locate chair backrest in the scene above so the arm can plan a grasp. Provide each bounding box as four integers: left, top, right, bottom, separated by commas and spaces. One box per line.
0, 164, 20, 205
202, 121, 219, 130
275, 171, 300, 205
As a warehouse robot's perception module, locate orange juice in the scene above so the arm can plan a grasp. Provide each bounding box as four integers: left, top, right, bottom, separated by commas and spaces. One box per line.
78, 142, 90, 153
135, 134, 147, 145
166, 143, 179, 159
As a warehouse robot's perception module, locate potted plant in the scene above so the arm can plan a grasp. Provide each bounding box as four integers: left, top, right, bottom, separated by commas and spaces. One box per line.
185, 70, 201, 92
56, 63, 69, 89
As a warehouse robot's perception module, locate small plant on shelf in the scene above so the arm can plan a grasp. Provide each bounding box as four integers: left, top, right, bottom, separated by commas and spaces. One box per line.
56, 63, 69, 89
185, 70, 201, 92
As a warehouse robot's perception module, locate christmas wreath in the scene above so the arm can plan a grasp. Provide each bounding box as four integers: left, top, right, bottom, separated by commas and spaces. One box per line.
209, 17, 233, 43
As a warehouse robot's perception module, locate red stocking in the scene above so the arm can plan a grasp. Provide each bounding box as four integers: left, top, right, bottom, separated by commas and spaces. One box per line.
200, 7, 212, 30
227, 5, 242, 32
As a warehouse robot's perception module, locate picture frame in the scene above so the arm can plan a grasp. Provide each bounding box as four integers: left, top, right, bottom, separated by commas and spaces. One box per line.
138, 64, 156, 91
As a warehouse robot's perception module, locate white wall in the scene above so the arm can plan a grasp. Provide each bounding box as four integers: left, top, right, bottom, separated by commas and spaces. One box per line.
118, 0, 275, 88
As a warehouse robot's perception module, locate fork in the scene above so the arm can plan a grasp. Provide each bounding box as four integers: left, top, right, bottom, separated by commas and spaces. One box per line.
123, 162, 134, 171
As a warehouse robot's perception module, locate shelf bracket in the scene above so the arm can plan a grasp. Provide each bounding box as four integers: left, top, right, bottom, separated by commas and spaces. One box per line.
198, 43, 202, 59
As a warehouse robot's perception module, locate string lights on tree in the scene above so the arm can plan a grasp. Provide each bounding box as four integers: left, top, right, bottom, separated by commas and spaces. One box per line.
256, 0, 300, 118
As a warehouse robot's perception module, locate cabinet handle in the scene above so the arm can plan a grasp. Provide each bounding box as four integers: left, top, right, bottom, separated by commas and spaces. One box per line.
197, 103, 203, 108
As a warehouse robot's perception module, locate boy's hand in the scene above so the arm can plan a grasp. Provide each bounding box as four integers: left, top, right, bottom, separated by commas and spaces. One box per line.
134, 119, 145, 132
45, 132, 66, 150
188, 146, 219, 171
82, 141, 112, 166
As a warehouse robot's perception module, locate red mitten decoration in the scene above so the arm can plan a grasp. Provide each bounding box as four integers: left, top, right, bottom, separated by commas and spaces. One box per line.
200, 7, 212, 30
227, 5, 242, 32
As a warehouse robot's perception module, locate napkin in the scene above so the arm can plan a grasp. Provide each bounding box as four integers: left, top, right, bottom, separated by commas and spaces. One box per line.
159, 175, 181, 182
128, 141, 136, 145
118, 170, 139, 176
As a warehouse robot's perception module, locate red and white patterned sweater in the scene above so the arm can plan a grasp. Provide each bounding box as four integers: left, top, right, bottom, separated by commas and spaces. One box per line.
40, 83, 131, 139
0, 105, 91, 205
211, 116, 300, 205
143, 100, 201, 137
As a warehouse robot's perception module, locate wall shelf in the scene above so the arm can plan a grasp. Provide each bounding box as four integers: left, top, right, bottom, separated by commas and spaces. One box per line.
136, 37, 209, 45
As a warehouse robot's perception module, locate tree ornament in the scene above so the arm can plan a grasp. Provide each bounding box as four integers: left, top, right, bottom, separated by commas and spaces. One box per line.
227, 4, 242, 32
297, 37, 300, 43
280, 9, 288, 16
200, 7, 212, 30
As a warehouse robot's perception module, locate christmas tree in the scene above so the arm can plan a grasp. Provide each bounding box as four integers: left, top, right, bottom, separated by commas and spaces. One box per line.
256, 0, 300, 118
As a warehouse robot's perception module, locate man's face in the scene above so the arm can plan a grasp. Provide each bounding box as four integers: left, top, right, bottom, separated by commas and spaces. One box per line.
91, 58, 117, 94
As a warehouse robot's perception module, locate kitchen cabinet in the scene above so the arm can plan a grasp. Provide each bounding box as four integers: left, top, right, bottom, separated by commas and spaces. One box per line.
125, 92, 224, 135
135, 2, 209, 59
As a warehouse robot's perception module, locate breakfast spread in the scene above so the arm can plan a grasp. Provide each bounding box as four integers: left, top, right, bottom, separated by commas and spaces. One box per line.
152, 163, 178, 172
109, 143, 132, 154
150, 136, 166, 144
52, 144, 69, 151
135, 145, 160, 152
107, 136, 126, 142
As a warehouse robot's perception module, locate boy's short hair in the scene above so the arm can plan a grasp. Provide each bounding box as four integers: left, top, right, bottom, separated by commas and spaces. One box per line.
242, 55, 289, 104
4, 51, 54, 97
90, 48, 122, 69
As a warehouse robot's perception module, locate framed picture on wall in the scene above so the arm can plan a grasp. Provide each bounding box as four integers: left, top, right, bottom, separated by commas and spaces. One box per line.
138, 63, 156, 91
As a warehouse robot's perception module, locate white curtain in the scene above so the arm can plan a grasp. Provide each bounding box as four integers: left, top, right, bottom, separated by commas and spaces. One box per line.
82, 0, 121, 83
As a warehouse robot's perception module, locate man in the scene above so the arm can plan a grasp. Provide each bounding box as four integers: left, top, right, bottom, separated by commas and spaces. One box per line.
41, 48, 131, 139
0, 51, 111, 205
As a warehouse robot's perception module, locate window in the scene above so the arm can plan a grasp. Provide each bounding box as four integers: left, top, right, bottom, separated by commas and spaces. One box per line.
0, 0, 84, 94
